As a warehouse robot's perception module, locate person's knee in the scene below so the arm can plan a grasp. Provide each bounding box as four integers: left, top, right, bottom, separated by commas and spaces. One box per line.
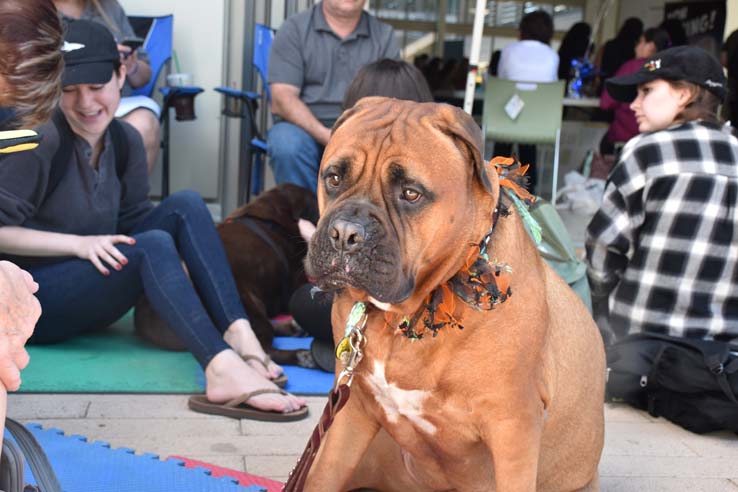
122, 109, 159, 155
268, 123, 316, 161
164, 189, 206, 212
131, 230, 177, 258
122, 109, 159, 136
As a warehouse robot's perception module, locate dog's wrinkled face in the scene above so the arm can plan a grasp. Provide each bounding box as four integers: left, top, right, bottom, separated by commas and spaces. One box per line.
306, 98, 498, 312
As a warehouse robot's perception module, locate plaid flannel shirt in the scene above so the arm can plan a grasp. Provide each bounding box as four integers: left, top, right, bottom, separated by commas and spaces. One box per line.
586, 121, 738, 341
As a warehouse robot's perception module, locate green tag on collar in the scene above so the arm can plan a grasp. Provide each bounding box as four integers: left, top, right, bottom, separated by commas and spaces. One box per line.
345, 301, 366, 337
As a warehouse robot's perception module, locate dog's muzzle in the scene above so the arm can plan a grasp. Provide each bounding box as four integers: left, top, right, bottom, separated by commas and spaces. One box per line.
306, 201, 414, 304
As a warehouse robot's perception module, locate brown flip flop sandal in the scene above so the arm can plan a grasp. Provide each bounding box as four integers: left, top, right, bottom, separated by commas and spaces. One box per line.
188, 390, 309, 421
241, 354, 288, 388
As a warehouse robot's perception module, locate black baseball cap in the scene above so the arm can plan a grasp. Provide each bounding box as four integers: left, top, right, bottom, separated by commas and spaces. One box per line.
61, 19, 119, 87
605, 46, 726, 103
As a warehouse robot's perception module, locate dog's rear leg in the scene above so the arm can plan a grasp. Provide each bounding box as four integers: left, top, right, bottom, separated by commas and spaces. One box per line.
304, 393, 381, 492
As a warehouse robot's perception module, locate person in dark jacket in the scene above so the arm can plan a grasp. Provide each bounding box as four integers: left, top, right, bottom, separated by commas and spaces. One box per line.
596, 17, 643, 93
0, 20, 307, 421
558, 22, 592, 83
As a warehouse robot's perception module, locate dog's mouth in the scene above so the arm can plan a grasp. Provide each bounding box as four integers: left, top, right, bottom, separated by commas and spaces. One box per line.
309, 259, 415, 305
306, 204, 414, 304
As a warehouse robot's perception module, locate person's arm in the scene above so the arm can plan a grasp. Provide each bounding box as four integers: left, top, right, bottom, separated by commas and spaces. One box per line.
107, 0, 152, 88
0, 226, 134, 276
118, 49, 152, 89
267, 19, 331, 144
585, 144, 645, 298
270, 83, 331, 145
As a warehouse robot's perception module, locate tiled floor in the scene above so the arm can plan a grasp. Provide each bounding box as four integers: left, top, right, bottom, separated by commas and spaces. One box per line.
7, 393, 738, 490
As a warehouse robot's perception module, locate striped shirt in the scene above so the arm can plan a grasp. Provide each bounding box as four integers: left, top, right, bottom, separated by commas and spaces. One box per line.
586, 121, 738, 341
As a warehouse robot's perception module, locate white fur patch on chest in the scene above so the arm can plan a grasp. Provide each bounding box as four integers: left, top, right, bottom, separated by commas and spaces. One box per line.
365, 361, 437, 435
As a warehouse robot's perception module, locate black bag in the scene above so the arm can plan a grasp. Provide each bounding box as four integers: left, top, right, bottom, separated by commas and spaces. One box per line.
0, 418, 60, 492
606, 332, 738, 434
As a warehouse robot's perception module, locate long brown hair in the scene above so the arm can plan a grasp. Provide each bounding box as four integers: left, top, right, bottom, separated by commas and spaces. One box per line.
0, 0, 64, 128
669, 80, 722, 125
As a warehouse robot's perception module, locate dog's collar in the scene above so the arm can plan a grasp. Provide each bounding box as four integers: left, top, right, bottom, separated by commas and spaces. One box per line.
389, 156, 535, 340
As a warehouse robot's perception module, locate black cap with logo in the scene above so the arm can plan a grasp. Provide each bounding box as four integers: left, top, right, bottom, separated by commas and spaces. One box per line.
61, 19, 119, 87
605, 46, 726, 103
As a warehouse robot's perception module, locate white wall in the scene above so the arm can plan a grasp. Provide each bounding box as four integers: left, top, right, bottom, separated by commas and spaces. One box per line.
120, 0, 226, 200
617, 0, 669, 30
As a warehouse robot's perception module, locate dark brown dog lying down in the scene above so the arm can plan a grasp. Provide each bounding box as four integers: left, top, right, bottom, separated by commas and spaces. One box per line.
296, 98, 605, 491
134, 183, 319, 367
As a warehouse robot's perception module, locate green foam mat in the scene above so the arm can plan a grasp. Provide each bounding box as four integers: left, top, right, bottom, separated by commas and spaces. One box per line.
19, 313, 205, 393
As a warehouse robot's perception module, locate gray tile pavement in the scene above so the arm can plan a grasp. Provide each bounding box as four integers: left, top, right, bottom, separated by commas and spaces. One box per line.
7, 394, 738, 489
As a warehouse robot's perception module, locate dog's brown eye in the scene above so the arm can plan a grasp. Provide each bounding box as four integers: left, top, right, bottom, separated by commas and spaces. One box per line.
401, 188, 421, 202
326, 173, 341, 188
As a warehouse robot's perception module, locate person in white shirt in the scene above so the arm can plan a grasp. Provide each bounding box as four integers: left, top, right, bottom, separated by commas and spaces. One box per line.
495, 10, 559, 191
498, 10, 558, 82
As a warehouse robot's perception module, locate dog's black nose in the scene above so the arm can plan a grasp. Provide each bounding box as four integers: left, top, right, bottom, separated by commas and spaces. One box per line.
330, 218, 365, 253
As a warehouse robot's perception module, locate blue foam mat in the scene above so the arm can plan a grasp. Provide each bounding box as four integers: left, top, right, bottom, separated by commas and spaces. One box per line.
5, 424, 266, 492
275, 337, 334, 395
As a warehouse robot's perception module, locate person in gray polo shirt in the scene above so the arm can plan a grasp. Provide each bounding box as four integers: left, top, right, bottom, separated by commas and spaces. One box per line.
267, 0, 399, 192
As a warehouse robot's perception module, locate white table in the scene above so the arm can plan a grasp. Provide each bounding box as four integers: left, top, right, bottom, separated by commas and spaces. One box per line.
563, 97, 600, 108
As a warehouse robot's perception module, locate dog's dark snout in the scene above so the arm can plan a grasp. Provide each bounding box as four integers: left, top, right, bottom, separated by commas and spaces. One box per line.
330, 218, 366, 253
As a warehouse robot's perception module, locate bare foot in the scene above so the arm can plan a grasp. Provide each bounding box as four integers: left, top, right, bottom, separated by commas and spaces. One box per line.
205, 350, 305, 413
223, 319, 284, 380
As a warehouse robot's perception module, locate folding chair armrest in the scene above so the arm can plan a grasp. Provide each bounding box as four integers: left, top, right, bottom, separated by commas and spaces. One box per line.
251, 137, 267, 152
215, 86, 263, 119
214, 86, 259, 101
159, 86, 205, 97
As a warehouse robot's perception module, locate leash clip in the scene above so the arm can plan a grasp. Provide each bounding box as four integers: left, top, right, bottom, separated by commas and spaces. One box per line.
336, 302, 368, 387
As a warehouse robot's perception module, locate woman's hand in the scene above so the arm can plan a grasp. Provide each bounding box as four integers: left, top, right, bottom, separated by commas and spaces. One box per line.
118, 44, 138, 73
75, 235, 135, 276
0, 261, 41, 391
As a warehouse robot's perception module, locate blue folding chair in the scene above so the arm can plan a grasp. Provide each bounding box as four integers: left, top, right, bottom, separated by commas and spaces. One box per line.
215, 23, 274, 204
128, 15, 203, 198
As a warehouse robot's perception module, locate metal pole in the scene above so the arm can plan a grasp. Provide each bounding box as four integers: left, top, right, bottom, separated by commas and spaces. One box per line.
436, 0, 447, 58
463, 0, 487, 115
238, 1, 257, 204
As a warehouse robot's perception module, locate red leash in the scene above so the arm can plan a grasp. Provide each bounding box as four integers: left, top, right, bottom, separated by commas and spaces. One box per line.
282, 303, 368, 491
282, 384, 352, 491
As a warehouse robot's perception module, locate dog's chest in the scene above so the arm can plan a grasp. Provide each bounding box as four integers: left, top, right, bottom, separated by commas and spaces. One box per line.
363, 360, 437, 435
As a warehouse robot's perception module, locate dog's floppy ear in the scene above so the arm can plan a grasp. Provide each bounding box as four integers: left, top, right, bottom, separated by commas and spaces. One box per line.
438, 104, 494, 195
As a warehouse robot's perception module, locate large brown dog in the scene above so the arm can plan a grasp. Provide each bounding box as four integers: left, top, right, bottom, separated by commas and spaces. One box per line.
303, 98, 605, 491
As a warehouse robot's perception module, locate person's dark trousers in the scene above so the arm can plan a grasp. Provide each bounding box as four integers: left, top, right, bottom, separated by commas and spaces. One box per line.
289, 283, 335, 372
28, 190, 246, 368
289, 283, 333, 343
493, 142, 537, 191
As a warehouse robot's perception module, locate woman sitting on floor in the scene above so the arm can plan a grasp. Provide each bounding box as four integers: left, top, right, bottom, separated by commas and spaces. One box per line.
0, 20, 307, 422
